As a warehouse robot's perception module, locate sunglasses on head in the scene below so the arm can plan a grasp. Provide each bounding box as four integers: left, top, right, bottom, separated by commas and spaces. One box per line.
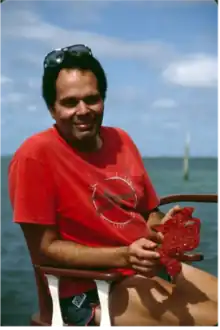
43, 44, 93, 69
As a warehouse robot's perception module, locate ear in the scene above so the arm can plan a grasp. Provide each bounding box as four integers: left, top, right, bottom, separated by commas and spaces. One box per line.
49, 107, 56, 119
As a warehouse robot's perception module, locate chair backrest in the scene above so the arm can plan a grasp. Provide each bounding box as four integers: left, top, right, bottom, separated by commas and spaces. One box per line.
21, 227, 52, 324
33, 267, 52, 324
159, 194, 217, 206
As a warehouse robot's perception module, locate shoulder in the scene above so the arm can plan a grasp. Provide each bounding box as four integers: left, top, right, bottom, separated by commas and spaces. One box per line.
101, 126, 133, 142
102, 126, 142, 160
10, 128, 55, 165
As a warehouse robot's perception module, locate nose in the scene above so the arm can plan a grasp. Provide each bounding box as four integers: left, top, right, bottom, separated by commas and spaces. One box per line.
76, 100, 90, 115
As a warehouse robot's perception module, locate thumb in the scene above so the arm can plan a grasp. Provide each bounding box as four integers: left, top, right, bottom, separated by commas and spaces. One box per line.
162, 205, 182, 224
168, 205, 182, 216
148, 230, 163, 244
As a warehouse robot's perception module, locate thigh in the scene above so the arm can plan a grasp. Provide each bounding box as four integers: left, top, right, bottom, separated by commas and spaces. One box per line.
109, 265, 217, 326
177, 263, 217, 302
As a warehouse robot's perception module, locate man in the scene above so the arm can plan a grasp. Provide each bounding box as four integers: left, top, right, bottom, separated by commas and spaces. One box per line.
8, 44, 217, 326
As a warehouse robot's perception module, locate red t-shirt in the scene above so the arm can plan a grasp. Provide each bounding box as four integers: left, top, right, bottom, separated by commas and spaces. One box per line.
8, 125, 160, 298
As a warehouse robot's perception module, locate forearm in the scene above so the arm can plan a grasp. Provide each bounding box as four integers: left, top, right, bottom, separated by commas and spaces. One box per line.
41, 240, 129, 269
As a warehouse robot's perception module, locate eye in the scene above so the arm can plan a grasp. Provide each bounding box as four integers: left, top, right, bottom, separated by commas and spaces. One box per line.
83, 94, 101, 105
61, 98, 78, 108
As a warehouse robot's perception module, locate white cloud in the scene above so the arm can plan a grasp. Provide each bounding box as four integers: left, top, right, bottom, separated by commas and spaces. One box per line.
2, 6, 173, 131
28, 78, 40, 89
1, 1, 111, 29
1, 1, 217, 158
109, 85, 147, 104
152, 98, 177, 108
1, 118, 6, 126
1, 92, 26, 104
27, 105, 37, 112
163, 54, 217, 88
35, 0, 201, 24
1, 75, 13, 85
163, 122, 180, 130
128, 0, 215, 8
1, 8, 175, 65
50, 1, 110, 26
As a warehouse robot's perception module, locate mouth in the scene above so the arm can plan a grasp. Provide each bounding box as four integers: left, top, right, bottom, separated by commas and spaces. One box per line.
74, 122, 95, 131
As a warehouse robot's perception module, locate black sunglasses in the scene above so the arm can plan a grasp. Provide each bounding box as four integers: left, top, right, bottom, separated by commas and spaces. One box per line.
43, 44, 93, 69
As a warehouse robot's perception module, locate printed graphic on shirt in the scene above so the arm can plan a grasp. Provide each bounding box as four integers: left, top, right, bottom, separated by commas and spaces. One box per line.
91, 175, 138, 227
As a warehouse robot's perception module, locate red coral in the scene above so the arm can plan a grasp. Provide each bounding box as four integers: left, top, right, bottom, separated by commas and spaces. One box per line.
152, 207, 201, 277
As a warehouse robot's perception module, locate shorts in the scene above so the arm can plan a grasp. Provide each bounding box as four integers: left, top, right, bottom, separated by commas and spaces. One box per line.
60, 289, 99, 326
158, 267, 172, 282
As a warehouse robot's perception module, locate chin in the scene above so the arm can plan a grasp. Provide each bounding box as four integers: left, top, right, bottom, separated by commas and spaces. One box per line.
74, 127, 98, 141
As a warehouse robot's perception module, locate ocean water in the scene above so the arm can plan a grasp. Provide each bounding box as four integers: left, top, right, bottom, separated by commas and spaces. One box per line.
1, 156, 217, 326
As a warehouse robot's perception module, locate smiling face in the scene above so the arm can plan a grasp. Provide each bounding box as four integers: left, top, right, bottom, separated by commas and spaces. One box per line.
50, 68, 104, 150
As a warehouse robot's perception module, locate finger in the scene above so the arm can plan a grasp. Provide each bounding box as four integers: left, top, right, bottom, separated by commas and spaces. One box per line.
134, 249, 160, 260
131, 256, 160, 267
138, 236, 160, 249
147, 231, 163, 245
172, 205, 182, 211
164, 206, 180, 219
169, 205, 182, 216
161, 205, 182, 223
157, 232, 164, 241
176, 253, 204, 262
132, 265, 157, 277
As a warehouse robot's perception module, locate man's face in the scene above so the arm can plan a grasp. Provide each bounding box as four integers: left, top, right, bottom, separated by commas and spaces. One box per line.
51, 68, 104, 144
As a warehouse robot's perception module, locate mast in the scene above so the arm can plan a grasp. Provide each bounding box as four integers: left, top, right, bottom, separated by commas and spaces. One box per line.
183, 132, 190, 180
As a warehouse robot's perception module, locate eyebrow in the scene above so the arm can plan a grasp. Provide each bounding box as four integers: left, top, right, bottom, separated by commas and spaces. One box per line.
60, 92, 100, 102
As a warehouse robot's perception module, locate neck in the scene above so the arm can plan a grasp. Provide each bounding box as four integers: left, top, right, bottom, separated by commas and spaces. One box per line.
71, 135, 103, 153
55, 125, 103, 153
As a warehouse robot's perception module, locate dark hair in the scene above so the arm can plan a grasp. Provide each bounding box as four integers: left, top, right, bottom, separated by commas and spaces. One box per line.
42, 53, 108, 109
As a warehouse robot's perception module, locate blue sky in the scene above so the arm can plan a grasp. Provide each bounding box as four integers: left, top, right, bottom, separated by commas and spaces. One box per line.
1, 0, 218, 157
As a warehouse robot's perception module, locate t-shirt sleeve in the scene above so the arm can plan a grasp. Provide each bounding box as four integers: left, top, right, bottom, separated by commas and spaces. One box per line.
142, 170, 160, 211
8, 156, 56, 225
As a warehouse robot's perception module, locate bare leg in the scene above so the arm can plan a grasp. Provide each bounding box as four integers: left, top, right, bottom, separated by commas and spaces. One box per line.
177, 263, 217, 303
95, 263, 217, 326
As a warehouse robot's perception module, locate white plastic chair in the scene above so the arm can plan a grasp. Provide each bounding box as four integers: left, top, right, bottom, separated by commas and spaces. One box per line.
46, 274, 111, 326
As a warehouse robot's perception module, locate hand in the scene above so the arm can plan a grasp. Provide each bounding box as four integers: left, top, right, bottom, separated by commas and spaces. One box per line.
161, 205, 182, 224
127, 233, 163, 277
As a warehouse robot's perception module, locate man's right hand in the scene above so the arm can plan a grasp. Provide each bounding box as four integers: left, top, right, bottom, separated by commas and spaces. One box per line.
127, 233, 163, 277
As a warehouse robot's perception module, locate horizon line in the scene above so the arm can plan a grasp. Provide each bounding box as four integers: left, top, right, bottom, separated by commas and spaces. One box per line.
1, 154, 217, 159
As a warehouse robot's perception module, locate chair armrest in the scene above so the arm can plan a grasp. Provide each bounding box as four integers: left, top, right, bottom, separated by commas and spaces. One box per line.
34, 265, 118, 326
34, 264, 126, 281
